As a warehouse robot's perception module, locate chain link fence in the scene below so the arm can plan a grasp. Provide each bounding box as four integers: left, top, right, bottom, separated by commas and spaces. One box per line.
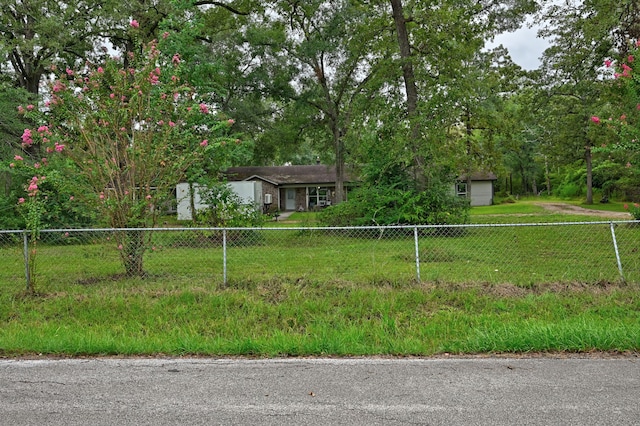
1, 221, 639, 289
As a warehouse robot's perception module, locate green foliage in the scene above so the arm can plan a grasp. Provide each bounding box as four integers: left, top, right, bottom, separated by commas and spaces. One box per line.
320, 180, 469, 226
195, 182, 266, 228
624, 202, 640, 220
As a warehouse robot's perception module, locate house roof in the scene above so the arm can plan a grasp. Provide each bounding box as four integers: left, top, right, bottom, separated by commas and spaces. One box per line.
225, 165, 356, 186
459, 172, 498, 181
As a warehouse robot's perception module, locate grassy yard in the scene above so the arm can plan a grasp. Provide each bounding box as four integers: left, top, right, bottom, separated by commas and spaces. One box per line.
1, 199, 639, 357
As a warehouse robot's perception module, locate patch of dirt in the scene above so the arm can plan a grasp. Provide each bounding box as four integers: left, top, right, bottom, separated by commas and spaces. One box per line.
535, 202, 631, 219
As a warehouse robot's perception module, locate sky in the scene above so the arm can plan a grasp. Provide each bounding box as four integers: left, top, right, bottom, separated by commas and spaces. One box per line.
488, 23, 550, 70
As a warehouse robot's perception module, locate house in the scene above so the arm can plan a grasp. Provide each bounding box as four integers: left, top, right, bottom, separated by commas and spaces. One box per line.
225, 164, 356, 212
454, 172, 497, 206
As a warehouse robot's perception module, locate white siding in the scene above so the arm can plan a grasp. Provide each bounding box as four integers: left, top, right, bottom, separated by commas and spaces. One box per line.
469, 181, 493, 206
176, 182, 263, 221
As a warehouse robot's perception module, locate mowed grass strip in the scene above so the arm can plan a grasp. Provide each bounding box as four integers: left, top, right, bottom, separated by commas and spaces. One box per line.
1, 278, 639, 356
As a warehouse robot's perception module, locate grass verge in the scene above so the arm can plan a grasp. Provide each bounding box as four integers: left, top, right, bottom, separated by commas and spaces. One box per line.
1, 278, 639, 357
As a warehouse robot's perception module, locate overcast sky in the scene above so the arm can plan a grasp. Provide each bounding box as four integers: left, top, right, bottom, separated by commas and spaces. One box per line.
488, 22, 550, 70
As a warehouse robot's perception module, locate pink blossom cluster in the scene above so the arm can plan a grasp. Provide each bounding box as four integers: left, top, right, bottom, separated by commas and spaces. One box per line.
21, 129, 33, 147
26, 176, 44, 197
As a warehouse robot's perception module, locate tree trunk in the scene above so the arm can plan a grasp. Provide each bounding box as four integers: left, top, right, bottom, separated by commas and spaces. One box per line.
189, 182, 198, 224
389, 0, 425, 189
334, 127, 345, 204
120, 230, 146, 277
585, 145, 593, 204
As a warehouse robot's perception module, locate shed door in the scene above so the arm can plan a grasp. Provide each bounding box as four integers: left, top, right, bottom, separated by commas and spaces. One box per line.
285, 189, 296, 210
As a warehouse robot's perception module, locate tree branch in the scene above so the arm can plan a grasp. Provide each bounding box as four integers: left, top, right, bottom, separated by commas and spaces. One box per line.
193, 1, 249, 15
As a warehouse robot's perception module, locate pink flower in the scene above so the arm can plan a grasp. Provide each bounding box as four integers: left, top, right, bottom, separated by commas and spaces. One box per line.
146, 194, 152, 200
624, 204, 629, 210
34, 163, 41, 169
14, 155, 23, 161
18, 198, 25, 204
9, 163, 15, 168
21, 129, 33, 146
590, 116, 600, 124
200, 139, 208, 147
99, 192, 105, 200
66, 68, 74, 76
199, 103, 209, 114
54, 143, 65, 152
69, 196, 74, 200
629, 55, 635, 63
117, 244, 123, 250
110, 93, 115, 99
635, 203, 640, 208
158, 120, 164, 126
169, 121, 175, 127
227, 119, 235, 125
17, 105, 25, 114
172, 53, 181, 65
162, 31, 170, 39
627, 162, 632, 168
604, 59, 612, 67
130, 20, 139, 28
26, 104, 34, 111
97, 66, 104, 73
37, 125, 49, 133
52, 80, 65, 92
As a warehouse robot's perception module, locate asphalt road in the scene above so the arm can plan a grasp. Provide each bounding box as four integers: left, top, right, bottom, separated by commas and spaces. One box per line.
1, 356, 638, 425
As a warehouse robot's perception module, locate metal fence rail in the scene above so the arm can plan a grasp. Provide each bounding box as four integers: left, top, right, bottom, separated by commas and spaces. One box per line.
1, 222, 639, 289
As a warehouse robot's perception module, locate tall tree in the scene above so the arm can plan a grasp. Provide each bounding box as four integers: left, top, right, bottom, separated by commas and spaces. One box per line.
264, 0, 385, 203
537, 0, 640, 203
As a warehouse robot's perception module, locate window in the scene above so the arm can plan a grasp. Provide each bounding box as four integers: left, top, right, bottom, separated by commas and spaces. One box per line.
456, 182, 467, 197
309, 187, 329, 208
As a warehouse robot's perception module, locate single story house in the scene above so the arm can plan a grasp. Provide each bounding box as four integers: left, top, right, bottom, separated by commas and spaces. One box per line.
454, 172, 497, 206
225, 164, 356, 212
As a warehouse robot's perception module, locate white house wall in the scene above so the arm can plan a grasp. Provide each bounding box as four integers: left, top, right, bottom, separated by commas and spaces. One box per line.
176, 181, 263, 221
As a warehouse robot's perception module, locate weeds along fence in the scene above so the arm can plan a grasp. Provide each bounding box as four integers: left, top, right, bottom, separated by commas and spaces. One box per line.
1, 221, 640, 289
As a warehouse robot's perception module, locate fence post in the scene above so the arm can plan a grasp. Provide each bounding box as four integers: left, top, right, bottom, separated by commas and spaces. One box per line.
23, 231, 30, 291
609, 222, 625, 282
223, 228, 227, 285
414, 227, 421, 282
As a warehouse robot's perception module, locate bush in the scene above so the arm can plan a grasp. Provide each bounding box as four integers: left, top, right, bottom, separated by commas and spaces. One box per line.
195, 182, 266, 228
319, 180, 469, 226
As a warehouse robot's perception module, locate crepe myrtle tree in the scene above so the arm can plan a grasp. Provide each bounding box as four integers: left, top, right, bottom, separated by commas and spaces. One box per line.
13, 24, 241, 276
591, 42, 640, 208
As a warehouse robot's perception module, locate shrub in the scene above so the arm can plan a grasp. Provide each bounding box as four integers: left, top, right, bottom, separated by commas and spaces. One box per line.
319, 180, 469, 226
196, 182, 266, 228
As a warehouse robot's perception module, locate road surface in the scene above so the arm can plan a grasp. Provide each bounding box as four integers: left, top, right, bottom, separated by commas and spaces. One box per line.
1, 356, 638, 425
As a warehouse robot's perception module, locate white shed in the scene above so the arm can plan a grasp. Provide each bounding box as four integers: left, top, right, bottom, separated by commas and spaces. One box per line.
176, 181, 263, 221
454, 173, 497, 207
